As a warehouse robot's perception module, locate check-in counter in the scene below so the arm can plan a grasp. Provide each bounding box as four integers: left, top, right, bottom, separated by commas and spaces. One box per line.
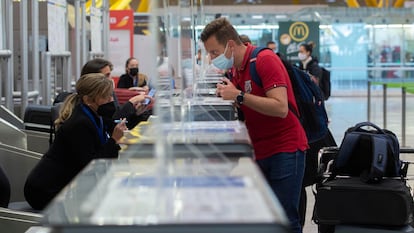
120, 120, 254, 159
40, 157, 290, 233
155, 96, 236, 122
195, 74, 223, 89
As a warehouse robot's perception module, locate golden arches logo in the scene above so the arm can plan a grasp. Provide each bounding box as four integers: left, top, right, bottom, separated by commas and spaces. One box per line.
289, 22, 309, 42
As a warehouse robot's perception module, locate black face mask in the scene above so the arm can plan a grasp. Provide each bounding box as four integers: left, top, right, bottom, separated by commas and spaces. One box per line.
97, 102, 116, 118
129, 68, 139, 76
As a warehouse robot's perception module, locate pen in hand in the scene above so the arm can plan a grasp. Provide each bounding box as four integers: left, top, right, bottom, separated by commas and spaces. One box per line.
114, 119, 128, 124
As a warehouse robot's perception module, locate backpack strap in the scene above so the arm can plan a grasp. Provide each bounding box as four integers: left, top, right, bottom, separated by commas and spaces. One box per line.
249, 46, 269, 88
332, 132, 360, 178
365, 135, 388, 182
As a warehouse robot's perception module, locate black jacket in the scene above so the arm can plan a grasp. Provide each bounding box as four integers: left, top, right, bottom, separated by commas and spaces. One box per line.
299, 57, 322, 81
117, 73, 147, 88
99, 100, 146, 131
24, 104, 120, 210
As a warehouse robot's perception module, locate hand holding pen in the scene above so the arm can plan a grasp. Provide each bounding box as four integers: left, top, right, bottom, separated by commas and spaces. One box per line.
112, 118, 128, 142
114, 119, 128, 124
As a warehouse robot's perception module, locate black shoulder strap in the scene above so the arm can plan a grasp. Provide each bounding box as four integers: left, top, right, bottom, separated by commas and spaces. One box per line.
364, 135, 388, 182
332, 132, 360, 177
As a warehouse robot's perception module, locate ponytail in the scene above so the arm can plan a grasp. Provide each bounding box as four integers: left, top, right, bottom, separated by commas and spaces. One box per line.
54, 93, 79, 129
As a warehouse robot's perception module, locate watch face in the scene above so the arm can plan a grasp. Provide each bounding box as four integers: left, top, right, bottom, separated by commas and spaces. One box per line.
237, 93, 244, 104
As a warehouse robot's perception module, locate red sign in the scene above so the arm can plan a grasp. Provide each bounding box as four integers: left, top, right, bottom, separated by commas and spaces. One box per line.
109, 10, 134, 58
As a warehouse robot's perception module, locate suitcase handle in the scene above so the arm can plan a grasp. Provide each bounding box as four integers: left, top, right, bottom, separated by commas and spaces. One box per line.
353, 121, 386, 134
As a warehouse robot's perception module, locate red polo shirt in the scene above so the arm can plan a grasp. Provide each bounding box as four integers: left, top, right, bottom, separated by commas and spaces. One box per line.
232, 45, 308, 160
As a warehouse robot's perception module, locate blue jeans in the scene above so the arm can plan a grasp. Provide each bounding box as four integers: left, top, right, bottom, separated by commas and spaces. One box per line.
256, 150, 305, 233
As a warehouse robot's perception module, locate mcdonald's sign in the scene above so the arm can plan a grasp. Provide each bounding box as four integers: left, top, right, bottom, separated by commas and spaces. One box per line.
278, 21, 320, 63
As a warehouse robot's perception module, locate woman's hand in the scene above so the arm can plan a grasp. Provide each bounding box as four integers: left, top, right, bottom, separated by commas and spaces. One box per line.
128, 86, 146, 92
128, 92, 154, 115
128, 93, 146, 107
111, 119, 127, 142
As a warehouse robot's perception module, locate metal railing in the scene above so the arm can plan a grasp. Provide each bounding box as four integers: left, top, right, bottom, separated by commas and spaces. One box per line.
41, 52, 72, 105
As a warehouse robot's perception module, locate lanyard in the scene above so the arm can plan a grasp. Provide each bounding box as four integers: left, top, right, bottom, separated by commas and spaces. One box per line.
80, 104, 108, 144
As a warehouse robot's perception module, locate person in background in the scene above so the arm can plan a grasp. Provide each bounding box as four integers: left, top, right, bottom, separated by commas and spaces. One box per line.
117, 57, 150, 92
157, 32, 173, 78
81, 58, 153, 130
297, 41, 337, 228
24, 73, 127, 210
298, 42, 322, 85
267, 41, 278, 53
239, 34, 251, 44
201, 17, 307, 233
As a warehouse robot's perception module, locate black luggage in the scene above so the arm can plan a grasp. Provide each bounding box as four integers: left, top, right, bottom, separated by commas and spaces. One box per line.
312, 122, 414, 232
314, 176, 414, 226
335, 224, 414, 233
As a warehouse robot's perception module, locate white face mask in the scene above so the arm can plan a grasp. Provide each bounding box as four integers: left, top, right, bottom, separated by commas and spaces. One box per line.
211, 43, 234, 70
298, 52, 308, 61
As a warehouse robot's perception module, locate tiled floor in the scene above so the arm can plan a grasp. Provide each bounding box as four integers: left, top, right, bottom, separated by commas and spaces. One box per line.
302, 90, 414, 233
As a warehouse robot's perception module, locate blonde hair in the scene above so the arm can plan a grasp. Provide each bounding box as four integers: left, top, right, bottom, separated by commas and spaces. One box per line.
55, 73, 113, 128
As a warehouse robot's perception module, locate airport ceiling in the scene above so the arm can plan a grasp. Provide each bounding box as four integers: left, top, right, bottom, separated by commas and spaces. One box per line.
62, 0, 414, 25
166, 0, 340, 5
165, 0, 382, 7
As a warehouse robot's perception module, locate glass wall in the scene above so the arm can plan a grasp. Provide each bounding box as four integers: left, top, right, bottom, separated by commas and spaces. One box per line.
193, 7, 414, 94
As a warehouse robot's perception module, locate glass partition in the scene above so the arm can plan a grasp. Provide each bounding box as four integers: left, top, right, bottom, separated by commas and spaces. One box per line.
194, 7, 414, 93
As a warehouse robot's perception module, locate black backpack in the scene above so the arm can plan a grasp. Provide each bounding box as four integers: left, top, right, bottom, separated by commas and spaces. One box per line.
249, 47, 329, 143
319, 67, 331, 100
332, 121, 402, 183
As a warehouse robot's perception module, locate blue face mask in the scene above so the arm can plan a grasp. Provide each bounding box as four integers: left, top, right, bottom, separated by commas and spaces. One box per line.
212, 43, 234, 70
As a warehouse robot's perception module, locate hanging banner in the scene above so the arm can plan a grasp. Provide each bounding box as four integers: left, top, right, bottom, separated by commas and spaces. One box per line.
109, 10, 134, 76
278, 21, 320, 63
133, 14, 152, 78
90, 6, 102, 53
47, 0, 67, 52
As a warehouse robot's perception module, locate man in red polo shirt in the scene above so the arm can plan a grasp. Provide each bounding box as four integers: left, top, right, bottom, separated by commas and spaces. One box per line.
200, 18, 308, 233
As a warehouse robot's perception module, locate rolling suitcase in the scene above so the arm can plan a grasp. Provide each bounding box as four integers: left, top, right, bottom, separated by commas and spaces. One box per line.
314, 176, 413, 226
313, 146, 414, 233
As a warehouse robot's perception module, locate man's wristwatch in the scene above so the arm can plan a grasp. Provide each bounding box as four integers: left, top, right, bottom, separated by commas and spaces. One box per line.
236, 91, 245, 105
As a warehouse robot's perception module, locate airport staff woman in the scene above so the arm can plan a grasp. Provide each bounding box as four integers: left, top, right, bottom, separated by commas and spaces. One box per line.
81, 58, 151, 130
117, 57, 149, 92
24, 73, 127, 210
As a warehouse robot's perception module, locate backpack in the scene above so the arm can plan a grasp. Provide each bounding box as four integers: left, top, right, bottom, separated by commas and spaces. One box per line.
319, 67, 331, 100
332, 121, 402, 183
249, 47, 329, 143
